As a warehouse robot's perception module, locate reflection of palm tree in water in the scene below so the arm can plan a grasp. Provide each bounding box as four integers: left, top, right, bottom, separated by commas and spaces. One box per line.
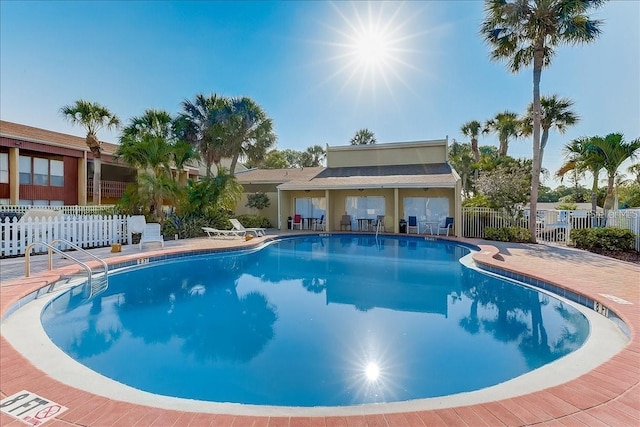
70, 296, 122, 359
113, 255, 278, 363
301, 277, 326, 294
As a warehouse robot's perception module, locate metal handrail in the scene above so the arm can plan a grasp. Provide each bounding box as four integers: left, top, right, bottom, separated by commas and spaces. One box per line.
25, 242, 93, 288
48, 239, 108, 276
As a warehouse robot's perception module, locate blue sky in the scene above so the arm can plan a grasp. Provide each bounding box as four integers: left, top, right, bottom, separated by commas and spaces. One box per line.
1, 1, 638, 187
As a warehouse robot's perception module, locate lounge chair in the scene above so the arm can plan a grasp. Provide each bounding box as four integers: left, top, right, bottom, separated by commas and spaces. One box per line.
202, 227, 245, 239
139, 223, 164, 249
229, 218, 266, 237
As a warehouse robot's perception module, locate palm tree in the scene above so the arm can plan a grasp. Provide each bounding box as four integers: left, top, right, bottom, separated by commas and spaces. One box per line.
590, 133, 640, 211
482, 0, 605, 242
628, 163, 640, 185
117, 109, 197, 218
303, 144, 326, 166
176, 93, 229, 177
60, 100, 120, 205
220, 97, 277, 176
521, 95, 579, 163
557, 136, 605, 215
483, 111, 521, 156
448, 140, 476, 197
461, 120, 482, 162
350, 128, 376, 145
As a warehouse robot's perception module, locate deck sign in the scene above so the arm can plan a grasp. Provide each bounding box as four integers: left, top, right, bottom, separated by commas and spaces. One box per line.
1, 390, 68, 426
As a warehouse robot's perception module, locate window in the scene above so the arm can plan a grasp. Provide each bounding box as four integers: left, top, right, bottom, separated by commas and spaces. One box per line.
294, 197, 326, 219
50, 160, 64, 186
33, 200, 49, 206
0, 153, 8, 183
16, 155, 64, 187
403, 197, 450, 222
34, 158, 49, 185
345, 196, 385, 219
19, 155, 31, 184
50, 200, 64, 207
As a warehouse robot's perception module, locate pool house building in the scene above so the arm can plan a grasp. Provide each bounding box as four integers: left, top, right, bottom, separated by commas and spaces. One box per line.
235, 139, 462, 236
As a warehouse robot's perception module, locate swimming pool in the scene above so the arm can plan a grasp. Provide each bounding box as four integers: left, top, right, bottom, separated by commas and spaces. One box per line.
41, 235, 589, 407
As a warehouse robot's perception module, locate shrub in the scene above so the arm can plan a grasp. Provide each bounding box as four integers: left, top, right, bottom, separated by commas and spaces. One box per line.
571, 227, 635, 252
246, 192, 270, 211
162, 208, 231, 239
484, 226, 531, 243
236, 214, 271, 228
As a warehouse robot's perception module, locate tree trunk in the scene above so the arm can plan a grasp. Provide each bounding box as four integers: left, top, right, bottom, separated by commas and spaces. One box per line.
604, 174, 615, 211
93, 157, 101, 205
540, 128, 549, 165
529, 47, 544, 244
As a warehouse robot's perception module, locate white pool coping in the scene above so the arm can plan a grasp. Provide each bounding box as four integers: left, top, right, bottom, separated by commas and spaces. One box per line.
1, 280, 629, 417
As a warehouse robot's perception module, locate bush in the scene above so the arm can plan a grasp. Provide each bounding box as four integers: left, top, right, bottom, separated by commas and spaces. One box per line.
162, 208, 231, 239
571, 227, 635, 252
484, 226, 531, 243
236, 214, 271, 228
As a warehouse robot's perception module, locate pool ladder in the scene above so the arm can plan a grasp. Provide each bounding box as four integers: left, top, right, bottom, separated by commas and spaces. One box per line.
25, 239, 109, 298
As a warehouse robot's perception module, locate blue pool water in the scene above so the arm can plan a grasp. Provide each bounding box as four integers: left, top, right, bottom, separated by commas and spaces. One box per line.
41, 235, 589, 407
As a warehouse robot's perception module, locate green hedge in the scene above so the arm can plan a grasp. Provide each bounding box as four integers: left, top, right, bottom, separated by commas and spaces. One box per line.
235, 214, 271, 228
484, 226, 531, 243
571, 227, 635, 252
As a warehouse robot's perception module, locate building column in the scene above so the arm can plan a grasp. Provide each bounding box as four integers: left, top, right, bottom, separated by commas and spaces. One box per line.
77, 154, 87, 206
325, 189, 330, 232
393, 188, 399, 233
9, 147, 19, 205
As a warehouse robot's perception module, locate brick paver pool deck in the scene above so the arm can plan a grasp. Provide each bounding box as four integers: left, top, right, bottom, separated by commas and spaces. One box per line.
1, 233, 638, 426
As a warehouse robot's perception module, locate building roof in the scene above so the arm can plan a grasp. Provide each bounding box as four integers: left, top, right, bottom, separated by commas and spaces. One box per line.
278, 163, 458, 190
0, 120, 119, 155
235, 167, 325, 184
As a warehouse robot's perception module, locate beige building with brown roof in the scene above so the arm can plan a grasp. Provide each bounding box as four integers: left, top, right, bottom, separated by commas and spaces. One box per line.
236, 139, 462, 235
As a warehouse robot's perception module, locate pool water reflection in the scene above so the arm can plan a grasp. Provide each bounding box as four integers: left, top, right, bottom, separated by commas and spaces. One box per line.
41, 235, 589, 407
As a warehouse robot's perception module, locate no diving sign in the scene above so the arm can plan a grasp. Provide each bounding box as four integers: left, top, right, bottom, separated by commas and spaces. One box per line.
1, 390, 68, 426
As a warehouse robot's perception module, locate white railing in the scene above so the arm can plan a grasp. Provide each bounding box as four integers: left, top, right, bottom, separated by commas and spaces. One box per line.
1, 215, 128, 257
462, 207, 640, 251
0, 205, 118, 216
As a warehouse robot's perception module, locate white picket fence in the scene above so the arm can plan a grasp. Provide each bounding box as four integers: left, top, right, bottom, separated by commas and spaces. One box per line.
462, 207, 640, 251
0, 215, 128, 257
0, 205, 117, 216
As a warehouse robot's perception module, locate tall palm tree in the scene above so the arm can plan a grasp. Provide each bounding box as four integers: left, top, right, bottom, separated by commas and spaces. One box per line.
557, 136, 606, 215
483, 111, 521, 156
350, 128, 376, 145
590, 133, 640, 211
481, 0, 605, 242
461, 120, 482, 162
117, 110, 179, 218
176, 93, 229, 177
220, 97, 277, 176
521, 95, 579, 163
60, 100, 120, 205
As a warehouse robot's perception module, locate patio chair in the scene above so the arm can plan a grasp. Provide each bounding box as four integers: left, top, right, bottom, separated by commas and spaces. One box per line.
139, 223, 164, 249
229, 218, 266, 237
437, 217, 454, 236
312, 214, 326, 231
407, 216, 418, 234
292, 214, 303, 230
202, 227, 245, 239
340, 214, 352, 231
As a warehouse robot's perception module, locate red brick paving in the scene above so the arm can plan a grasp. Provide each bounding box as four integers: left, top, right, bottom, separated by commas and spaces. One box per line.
1, 236, 638, 426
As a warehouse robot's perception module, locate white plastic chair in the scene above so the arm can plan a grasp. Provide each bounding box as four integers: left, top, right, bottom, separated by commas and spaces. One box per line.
139, 223, 164, 249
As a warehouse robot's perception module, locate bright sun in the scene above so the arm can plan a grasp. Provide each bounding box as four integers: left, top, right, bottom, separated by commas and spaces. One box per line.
322, 1, 420, 98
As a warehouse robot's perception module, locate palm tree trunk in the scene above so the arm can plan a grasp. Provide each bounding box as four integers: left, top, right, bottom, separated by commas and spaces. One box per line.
93, 157, 101, 205
540, 128, 549, 164
529, 46, 544, 243
604, 174, 615, 211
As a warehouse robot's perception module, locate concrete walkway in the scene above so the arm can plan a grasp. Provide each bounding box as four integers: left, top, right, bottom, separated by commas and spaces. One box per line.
1, 234, 638, 426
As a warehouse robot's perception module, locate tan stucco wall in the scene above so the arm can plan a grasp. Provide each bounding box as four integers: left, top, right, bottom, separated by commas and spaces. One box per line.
235, 191, 279, 228
326, 140, 447, 167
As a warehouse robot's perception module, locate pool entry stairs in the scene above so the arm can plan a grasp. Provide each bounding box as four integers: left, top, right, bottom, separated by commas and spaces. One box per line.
25, 239, 109, 298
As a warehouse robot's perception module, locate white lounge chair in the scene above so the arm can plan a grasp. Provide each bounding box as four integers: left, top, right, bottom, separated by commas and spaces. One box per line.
139, 223, 164, 249
202, 227, 245, 239
229, 218, 266, 237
